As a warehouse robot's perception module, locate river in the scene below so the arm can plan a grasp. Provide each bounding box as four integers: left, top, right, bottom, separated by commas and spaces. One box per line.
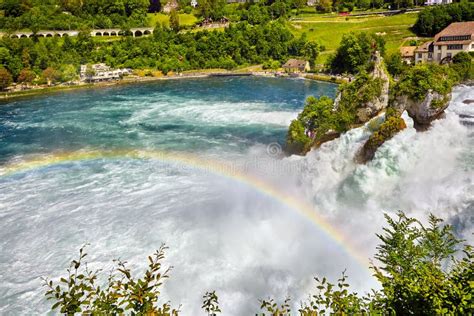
0, 78, 472, 315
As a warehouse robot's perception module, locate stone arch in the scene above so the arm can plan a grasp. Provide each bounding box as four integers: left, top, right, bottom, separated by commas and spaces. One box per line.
110, 31, 117, 36
55, 33, 61, 37
103, 32, 110, 36
62, 33, 69, 37
134, 30, 143, 37
46, 33, 53, 37
144, 30, 152, 35
94, 32, 102, 36
20, 34, 28, 38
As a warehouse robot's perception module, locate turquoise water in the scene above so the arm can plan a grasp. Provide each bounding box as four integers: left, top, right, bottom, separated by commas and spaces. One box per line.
0, 77, 347, 315
0, 77, 336, 161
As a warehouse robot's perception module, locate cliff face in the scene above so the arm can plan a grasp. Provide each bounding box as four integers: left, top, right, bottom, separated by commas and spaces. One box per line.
333, 51, 390, 125
355, 52, 390, 123
391, 90, 451, 131
287, 53, 457, 162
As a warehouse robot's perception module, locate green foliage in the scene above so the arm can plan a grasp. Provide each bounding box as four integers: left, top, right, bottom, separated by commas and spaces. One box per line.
43, 244, 179, 315
169, 9, 180, 31
286, 119, 311, 155
0, 67, 13, 90
0, 0, 151, 31
17, 68, 36, 85
286, 71, 385, 154
395, 63, 458, 101
262, 59, 281, 70
259, 297, 291, 316
372, 212, 473, 315
264, 212, 474, 315
45, 213, 473, 315
451, 51, 473, 81
199, 0, 226, 20
413, 2, 474, 37
385, 52, 406, 78
299, 271, 370, 315
202, 291, 221, 315
363, 115, 406, 158
336, 71, 384, 129
0, 20, 309, 80
328, 32, 385, 74
298, 95, 337, 136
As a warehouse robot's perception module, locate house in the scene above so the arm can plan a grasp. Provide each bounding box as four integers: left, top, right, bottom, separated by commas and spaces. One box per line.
80, 64, 132, 82
400, 46, 416, 64
415, 41, 434, 63
424, 0, 452, 5
282, 59, 310, 73
415, 22, 474, 64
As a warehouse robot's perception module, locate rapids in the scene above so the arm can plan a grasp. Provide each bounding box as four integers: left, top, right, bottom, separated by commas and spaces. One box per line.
0, 78, 472, 315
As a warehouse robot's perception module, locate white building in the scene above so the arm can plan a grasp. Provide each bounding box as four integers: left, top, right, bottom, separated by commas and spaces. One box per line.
424, 0, 452, 5
415, 22, 474, 64
80, 64, 132, 82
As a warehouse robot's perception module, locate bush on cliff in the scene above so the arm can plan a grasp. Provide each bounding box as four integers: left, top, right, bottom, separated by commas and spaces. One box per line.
286, 72, 385, 154
336, 71, 384, 129
298, 96, 337, 137
365, 115, 406, 154
327, 32, 385, 75
394, 63, 457, 101
286, 119, 311, 155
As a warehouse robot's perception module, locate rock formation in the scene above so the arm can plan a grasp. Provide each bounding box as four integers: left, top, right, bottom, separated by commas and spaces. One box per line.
391, 90, 451, 131
355, 52, 390, 124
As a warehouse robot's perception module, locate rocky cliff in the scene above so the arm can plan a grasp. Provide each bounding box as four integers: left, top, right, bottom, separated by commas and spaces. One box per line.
391, 90, 451, 131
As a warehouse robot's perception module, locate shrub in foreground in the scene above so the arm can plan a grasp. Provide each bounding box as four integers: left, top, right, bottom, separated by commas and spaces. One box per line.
44, 212, 473, 315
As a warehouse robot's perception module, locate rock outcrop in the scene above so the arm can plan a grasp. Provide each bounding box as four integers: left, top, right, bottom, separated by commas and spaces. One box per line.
355, 52, 390, 124
356, 114, 407, 164
391, 90, 451, 131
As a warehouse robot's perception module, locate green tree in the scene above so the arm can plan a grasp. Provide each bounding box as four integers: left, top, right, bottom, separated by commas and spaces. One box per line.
286, 119, 311, 155
385, 52, 405, 77
329, 32, 385, 74
17, 68, 36, 86
60, 64, 79, 83
372, 212, 472, 315
302, 41, 319, 69
316, 0, 333, 12
451, 51, 472, 81
0, 68, 13, 90
169, 9, 180, 31
42, 67, 60, 86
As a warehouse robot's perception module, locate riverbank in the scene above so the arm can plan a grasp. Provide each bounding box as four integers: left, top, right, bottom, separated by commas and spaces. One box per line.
0, 70, 341, 102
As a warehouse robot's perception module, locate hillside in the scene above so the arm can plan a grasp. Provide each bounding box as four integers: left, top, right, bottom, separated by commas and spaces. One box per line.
289, 12, 419, 63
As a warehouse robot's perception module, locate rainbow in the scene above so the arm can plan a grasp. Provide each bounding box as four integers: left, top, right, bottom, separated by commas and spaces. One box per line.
0, 149, 371, 270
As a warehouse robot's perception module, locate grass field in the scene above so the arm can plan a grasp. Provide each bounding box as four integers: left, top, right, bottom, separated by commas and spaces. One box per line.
289, 12, 419, 64
147, 13, 198, 28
